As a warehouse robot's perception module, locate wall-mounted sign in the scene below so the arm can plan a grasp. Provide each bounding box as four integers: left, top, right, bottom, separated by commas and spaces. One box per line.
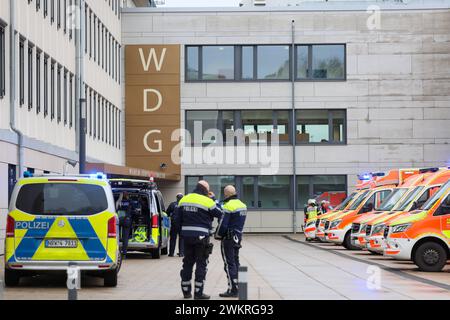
125, 45, 181, 180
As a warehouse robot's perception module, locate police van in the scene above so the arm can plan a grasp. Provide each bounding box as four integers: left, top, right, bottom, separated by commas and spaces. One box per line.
110, 179, 170, 259
4, 173, 121, 287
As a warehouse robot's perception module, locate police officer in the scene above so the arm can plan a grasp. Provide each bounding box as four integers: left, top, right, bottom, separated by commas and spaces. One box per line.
215, 185, 247, 298
174, 180, 222, 300
167, 193, 184, 257
116, 192, 132, 257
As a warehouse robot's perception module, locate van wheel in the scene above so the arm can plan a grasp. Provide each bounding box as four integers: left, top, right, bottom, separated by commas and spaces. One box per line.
343, 231, 359, 250
4, 269, 20, 287
151, 247, 161, 259
413, 242, 447, 272
104, 269, 118, 287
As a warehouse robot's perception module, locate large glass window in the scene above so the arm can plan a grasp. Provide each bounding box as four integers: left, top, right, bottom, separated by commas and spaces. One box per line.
186, 110, 292, 146
296, 110, 346, 144
312, 44, 345, 80
242, 110, 274, 144
257, 176, 291, 209
185, 176, 236, 201
257, 45, 290, 80
28, 44, 34, 110
242, 176, 256, 209
19, 39, 25, 106
186, 111, 219, 146
186, 44, 345, 82
297, 175, 347, 208
202, 46, 234, 80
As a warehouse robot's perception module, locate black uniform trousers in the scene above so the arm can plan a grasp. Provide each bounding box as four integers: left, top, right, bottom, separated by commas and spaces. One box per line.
221, 236, 241, 292
119, 216, 132, 255
180, 236, 211, 294
169, 225, 184, 256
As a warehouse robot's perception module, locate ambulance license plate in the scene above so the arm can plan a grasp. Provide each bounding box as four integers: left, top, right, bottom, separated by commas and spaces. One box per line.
45, 239, 78, 248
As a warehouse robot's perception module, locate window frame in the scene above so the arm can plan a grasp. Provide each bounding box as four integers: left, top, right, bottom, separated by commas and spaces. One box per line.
296, 175, 348, 209
185, 44, 347, 83
36, 48, 42, 114
0, 23, 6, 99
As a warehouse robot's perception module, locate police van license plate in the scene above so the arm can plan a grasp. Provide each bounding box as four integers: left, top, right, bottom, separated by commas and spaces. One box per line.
45, 239, 78, 248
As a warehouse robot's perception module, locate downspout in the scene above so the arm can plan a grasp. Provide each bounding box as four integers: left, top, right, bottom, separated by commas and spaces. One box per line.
76, 0, 87, 173
9, 0, 25, 177
291, 20, 297, 234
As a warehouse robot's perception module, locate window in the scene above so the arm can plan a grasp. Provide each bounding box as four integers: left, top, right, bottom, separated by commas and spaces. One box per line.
0, 24, 6, 98
63, 69, 67, 125
296, 45, 308, 79
44, 0, 48, 18
89, 90, 92, 136
186, 44, 345, 82
97, 95, 100, 138
36, 50, 41, 114
57, 65, 61, 122
28, 44, 34, 110
258, 176, 291, 209
202, 46, 234, 80
186, 110, 292, 146
69, 74, 73, 127
297, 175, 347, 208
57, 0, 61, 29
93, 92, 97, 138
312, 45, 345, 80
296, 110, 346, 144
19, 39, 25, 106
93, 16, 97, 61
8, 164, 17, 203
185, 176, 236, 201
186, 46, 235, 81
16, 183, 108, 216
50, 60, 55, 119
257, 45, 290, 80
63, 0, 67, 33
44, 55, 48, 117
69, 0, 73, 39
51, 0, 55, 24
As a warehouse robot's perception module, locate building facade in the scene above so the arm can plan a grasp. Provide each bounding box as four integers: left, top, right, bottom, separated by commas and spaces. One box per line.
0, 0, 145, 254
121, 1, 450, 232
0, 1, 449, 253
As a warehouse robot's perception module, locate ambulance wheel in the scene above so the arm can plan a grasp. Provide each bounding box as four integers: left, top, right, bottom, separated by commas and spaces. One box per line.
343, 231, 358, 251
104, 269, 118, 287
4, 269, 20, 287
413, 242, 447, 272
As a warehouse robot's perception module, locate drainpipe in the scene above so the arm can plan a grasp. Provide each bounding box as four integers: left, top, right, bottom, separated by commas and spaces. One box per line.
76, 0, 87, 173
291, 20, 297, 234
9, 0, 25, 178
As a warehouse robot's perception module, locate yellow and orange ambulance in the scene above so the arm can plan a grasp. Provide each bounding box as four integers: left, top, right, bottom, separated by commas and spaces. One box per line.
366, 168, 450, 254
324, 170, 408, 250
350, 169, 421, 249
384, 178, 450, 271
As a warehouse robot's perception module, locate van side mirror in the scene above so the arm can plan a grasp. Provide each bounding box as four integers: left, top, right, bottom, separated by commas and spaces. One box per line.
410, 201, 418, 211
361, 203, 373, 214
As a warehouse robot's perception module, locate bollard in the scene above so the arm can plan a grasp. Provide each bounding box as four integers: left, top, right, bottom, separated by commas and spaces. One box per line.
67, 263, 81, 300
238, 266, 248, 300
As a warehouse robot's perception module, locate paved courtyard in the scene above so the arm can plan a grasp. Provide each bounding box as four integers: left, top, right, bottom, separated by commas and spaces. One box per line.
1, 235, 449, 300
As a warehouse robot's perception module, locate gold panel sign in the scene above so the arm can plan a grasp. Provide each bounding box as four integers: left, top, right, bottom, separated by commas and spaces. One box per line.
125, 45, 181, 179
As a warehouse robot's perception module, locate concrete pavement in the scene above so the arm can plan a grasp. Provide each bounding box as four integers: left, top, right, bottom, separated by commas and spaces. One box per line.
1, 235, 449, 300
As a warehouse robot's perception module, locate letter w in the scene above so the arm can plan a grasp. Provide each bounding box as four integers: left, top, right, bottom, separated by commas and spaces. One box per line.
139, 47, 167, 72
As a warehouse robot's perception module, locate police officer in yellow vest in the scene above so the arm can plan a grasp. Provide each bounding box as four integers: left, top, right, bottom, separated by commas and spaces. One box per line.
173, 180, 223, 300
215, 185, 247, 298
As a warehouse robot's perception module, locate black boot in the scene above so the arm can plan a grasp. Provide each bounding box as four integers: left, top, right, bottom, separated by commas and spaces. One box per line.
181, 281, 192, 299
194, 281, 210, 300
219, 290, 238, 298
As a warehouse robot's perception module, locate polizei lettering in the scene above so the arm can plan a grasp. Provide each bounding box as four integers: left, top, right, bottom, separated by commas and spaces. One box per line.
15, 221, 51, 230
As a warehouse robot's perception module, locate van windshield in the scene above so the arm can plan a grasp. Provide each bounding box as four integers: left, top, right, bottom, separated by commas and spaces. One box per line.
377, 188, 409, 211
422, 181, 450, 211
16, 183, 108, 216
394, 186, 424, 211
348, 190, 370, 210
334, 192, 356, 210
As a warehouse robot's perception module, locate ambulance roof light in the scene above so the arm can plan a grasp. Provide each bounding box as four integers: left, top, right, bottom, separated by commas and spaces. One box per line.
419, 167, 439, 174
